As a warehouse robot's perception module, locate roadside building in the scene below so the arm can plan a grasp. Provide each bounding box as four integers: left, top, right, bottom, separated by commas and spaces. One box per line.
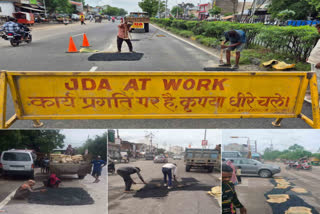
215, 0, 238, 15
187, 6, 199, 18
198, 2, 211, 20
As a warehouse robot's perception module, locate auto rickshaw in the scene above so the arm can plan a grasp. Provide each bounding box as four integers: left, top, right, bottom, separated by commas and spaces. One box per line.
13, 12, 35, 26
95, 15, 102, 23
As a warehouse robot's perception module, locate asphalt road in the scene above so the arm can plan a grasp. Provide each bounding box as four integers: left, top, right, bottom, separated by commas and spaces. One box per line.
0, 20, 313, 128
235, 163, 320, 214
108, 159, 220, 214
0, 168, 107, 214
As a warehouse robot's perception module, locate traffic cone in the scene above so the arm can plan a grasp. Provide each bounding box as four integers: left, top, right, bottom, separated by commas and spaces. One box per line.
81, 33, 91, 47
66, 37, 78, 53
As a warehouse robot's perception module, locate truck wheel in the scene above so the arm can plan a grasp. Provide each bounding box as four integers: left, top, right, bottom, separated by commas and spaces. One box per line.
78, 175, 85, 179
186, 165, 191, 172
208, 167, 214, 173
144, 23, 149, 33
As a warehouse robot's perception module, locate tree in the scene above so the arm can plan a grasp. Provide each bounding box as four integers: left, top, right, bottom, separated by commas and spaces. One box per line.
209, 5, 222, 16
268, 0, 317, 20
77, 133, 107, 161
240, 0, 246, 21
288, 144, 304, 151
276, 9, 296, 22
0, 130, 65, 153
102, 5, 127, 16
138, 0, 165, 17
171, 6, 183, 17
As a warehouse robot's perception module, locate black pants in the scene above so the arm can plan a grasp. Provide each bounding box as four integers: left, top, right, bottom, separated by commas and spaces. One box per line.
117, 170, 133, 191
236, 175, 242, 183
81, 21, 86, 25
117, 36, 133, 52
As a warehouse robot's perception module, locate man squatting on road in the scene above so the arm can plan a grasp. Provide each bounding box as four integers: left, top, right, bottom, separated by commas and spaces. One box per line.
162, 163, 178, 189
222, 164, 247, 214
220, 29, 246, 70
117, 18, 133, 53
13, 180, 47, 200
117, 166, 146, 192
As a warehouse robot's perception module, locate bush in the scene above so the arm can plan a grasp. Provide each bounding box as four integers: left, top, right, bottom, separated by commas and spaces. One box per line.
151, 18, 319, 62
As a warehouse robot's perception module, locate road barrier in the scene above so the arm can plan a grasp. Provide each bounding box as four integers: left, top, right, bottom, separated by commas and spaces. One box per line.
0, 71, 319, 128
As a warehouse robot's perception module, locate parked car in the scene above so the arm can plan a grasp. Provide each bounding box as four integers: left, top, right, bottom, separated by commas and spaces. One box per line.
154, 155, 168, 163
229, 158, 281, 178
222, 151, 242, 159
173, 155, 182, 160
0, 149, 36, 178
145, 153, 154, 160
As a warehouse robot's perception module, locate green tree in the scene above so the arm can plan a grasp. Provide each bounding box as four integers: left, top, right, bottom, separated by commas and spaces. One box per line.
288, 144, 304, 151
0, 130, 65, 153
276, 9, 296, 22
268, 0, 316, 20
77, 133, 107, 161
171, 6, 183, 17
138, 0, 164, 17
209, 5, 222, 16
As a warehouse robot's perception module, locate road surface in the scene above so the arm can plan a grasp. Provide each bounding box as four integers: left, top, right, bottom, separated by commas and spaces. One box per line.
108, 159, 220, 214
235, 163, 320, 214
0, 168, 107, 214
0, 20, 313, 128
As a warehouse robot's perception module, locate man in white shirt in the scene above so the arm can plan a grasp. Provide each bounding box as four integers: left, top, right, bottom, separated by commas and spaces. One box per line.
307, 24, 320, 95
162, 163, 178, 189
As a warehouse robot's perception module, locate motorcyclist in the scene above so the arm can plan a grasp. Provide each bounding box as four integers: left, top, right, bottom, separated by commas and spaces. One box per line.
1, 17, 21, 34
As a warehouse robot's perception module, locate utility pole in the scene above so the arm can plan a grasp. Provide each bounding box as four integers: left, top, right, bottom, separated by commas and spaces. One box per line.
43, 0, 47, 18
165, 0, 168, 18
158, 0, 161, 18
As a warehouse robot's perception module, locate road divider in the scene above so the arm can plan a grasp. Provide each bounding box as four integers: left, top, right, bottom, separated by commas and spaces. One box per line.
0, 71, 319, 128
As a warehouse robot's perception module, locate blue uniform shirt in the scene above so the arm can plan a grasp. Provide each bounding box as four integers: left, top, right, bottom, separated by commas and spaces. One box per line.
225, 30, 246, 44
91, 160, 106, 171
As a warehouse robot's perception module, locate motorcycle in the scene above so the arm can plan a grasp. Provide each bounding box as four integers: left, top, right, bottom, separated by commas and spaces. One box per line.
1, 30, 32, 47
108, 162, 115, 174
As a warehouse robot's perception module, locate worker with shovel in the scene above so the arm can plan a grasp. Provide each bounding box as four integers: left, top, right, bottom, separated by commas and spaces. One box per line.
117, 18, 133, 53
220, 30, 246, 70
162, 163, 178, 189
117, 166, 146, 193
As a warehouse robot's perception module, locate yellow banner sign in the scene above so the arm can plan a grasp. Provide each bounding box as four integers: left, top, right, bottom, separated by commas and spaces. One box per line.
132, 22, 144, 29
1, 71, 319, 128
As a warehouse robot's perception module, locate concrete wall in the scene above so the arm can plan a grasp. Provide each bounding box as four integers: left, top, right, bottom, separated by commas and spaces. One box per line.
216, 0, 238, 14
0, 2, 16, 17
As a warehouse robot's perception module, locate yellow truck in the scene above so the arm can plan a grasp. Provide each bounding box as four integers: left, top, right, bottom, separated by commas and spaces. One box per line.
125, 12, 150, 33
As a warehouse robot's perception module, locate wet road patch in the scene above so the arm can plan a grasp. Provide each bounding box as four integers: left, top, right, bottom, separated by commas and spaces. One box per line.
265, 177, 318, 214
133, 178, 213, 199
28, 187, 94, 206
88, 52, 144, 61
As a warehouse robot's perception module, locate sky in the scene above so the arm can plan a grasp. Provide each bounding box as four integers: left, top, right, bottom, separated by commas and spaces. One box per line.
115, 129, 221, 150
222, 130, 320, 153
86, 0, 253, 13
60, 129, 106, 149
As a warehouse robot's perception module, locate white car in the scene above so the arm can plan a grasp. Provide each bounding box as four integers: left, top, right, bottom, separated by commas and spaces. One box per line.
173, 155, 182, 160
0, 149, 36, 178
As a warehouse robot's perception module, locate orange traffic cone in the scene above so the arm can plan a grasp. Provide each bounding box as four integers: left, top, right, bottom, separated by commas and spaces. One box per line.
66, 37, 78, 53
81, 33, 91, 47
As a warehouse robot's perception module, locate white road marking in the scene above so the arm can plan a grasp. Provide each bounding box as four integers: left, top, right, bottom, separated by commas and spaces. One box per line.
90, 66, 98, 72
0, 187, 18, 210
151, 24, 220, 59
72, 33, 84, 37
